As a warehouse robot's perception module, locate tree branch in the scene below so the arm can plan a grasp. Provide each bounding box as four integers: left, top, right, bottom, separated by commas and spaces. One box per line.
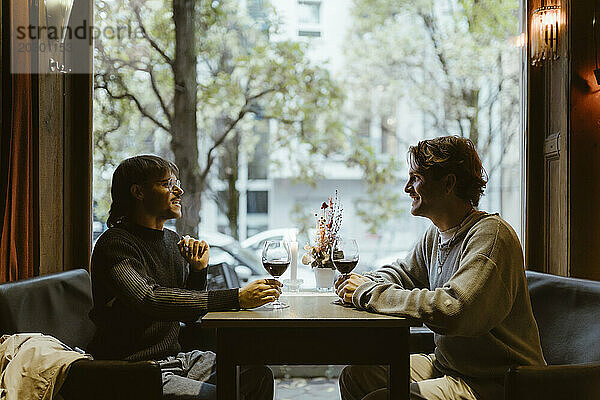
260, 114, 300, 125
487, 129, 518, 176
94, 116, 122, 145
96, 49, 148, 72
95, 79, 171, 132
457, 118, 465, 137
246, 87, 278, 102
148, 65, 173, 125
419, 11, 451, 80
200, 55, 218, 76
200, 108, 248, 183
133, 6, 174, 67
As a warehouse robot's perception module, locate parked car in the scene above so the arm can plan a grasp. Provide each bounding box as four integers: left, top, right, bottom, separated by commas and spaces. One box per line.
200, 231, 316, 288
199, 232, 315, 288
241, 228, 300, 259
199, 232, 265, 284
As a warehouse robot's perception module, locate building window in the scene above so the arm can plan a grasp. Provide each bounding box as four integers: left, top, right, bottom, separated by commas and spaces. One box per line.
247, 191, 268, 214
248, 0, 266, 20
298, 1, 320, 24
248, 121, 269, 180
298, 30, 321, 37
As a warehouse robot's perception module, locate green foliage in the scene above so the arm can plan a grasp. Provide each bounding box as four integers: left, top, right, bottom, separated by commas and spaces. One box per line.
93, 0, 520, 237
347, 136, 405, 233
93, 0, 348, 230
339, 0, 521, 230
343, 0, 521, 167
290, 202, 314, 241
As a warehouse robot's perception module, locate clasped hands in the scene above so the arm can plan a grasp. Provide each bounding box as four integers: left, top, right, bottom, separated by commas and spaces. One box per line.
335, 273, 372, 305
178, 235, 210, 272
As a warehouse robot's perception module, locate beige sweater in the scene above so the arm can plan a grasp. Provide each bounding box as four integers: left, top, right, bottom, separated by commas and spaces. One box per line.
353, 212, 546, 400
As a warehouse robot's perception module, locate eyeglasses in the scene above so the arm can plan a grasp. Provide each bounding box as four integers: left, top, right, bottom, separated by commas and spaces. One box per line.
154, 178, 182, 193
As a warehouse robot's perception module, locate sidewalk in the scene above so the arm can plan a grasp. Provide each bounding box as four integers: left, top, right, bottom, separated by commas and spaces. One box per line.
275, 377, 341, 400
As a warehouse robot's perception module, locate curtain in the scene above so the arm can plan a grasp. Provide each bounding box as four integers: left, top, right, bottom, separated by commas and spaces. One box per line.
0, 0, 35, 283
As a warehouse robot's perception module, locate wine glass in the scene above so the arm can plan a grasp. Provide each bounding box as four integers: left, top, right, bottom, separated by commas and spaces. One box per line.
261, 240, 290, 310
331, 238, 359, 280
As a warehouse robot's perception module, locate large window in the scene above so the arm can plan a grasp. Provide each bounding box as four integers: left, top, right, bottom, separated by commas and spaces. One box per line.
93, 0, 523, 272
92, 0, 523, 389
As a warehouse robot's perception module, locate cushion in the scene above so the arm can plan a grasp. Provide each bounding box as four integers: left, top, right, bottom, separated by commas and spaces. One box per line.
0, 269, 96, 349
526, 271, 600, 365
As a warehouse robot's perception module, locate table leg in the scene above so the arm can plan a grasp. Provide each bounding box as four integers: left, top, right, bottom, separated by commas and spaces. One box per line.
388, 329, 410, 399
216, 328, 238, 400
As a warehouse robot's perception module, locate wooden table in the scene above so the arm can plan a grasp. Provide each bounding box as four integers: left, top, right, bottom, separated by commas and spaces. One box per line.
202, 293, 420, 400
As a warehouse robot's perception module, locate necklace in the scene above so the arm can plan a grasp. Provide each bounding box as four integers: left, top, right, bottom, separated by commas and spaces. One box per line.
436, 208, 476, 267
436, 232, 458, 267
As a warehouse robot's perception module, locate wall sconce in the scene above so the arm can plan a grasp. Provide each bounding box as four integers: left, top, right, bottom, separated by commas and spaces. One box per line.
44, 0, 75, 44
530, 3, 561, 65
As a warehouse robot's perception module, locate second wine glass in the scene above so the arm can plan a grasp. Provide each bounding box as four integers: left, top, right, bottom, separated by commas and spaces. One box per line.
331, 238, 359, 280
262, 240, 290, 309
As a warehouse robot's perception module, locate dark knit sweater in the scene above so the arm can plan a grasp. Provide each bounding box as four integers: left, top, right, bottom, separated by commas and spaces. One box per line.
88, 222, 240, 361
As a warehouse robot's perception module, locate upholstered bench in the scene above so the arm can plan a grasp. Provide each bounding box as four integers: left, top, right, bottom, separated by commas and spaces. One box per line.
504, 271, 600, 400
0, 269, 162, 400
408, 270, 600, 399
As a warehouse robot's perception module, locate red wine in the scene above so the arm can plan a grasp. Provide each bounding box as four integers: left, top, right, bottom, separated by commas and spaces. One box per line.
263, 260, 290, 277
334, 259, 358, 274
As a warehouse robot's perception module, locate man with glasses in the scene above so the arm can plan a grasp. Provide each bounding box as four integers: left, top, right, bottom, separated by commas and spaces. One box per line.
89, 155, 279, 399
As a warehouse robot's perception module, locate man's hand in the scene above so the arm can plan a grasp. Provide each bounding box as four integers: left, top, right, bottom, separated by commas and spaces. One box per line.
178, 235, 210, 272
239, 279, 283, 309
334, 273, 371, 304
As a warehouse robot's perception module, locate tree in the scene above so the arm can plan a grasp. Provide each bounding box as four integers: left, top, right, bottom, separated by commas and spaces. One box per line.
343, 0, 521, 177
93, 0, 347, 236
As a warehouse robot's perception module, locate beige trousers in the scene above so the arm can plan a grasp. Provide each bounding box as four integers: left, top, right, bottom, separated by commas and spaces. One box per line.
339, 353, 478, 400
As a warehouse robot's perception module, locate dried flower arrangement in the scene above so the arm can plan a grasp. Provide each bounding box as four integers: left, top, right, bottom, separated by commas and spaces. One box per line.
301, 191, 343, 269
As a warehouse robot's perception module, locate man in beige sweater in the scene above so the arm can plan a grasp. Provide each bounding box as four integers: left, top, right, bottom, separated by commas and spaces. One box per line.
335, 136, 545, 400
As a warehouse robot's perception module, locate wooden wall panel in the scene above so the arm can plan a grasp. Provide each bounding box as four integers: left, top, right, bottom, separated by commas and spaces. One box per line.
524, 45, 546, 271
544, 59, 570, 276
38, 73, 64, 275
528, 0, 600, 281
569, 0, 600, 281
545, 153, 568, 276
526, 0, 571, 276
63, 0, 92, 270
35, 0, 92, 275
37, 2, 66, 275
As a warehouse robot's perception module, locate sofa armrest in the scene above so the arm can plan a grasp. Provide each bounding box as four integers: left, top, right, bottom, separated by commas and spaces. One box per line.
504, 362, 600, 400
58, 359, 162, 400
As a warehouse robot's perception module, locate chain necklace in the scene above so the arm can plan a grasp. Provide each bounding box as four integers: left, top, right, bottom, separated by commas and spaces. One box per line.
436, 208, 476, 267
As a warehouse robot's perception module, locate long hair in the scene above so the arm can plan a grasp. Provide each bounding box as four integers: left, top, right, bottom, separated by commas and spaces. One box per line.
408, 136, 488, 207
106, 155, 179, 228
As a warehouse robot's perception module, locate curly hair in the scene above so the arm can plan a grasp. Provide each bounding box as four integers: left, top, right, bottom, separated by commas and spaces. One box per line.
408, 136, 488, 207
107, 155, 179, 228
